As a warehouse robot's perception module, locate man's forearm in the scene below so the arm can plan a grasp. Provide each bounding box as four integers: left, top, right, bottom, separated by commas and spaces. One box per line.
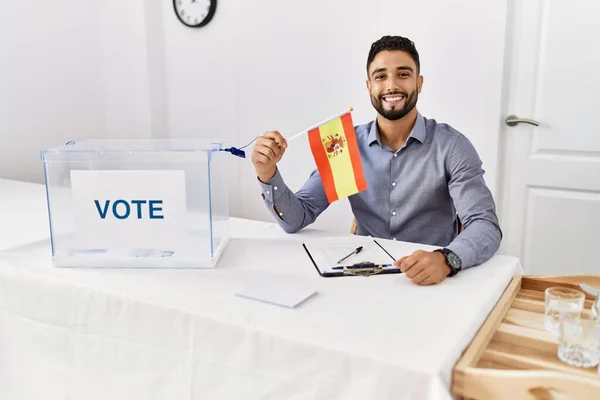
445, 219, 502, 269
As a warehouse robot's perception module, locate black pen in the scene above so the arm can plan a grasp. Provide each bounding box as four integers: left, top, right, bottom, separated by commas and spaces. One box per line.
336, 246, 363, 264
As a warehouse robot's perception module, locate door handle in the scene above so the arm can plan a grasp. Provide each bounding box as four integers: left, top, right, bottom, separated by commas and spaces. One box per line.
505, 115, 540, 127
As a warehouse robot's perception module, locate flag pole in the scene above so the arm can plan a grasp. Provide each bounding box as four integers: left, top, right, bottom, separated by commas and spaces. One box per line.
286, 106, 354, 142
219, 106, 355, 159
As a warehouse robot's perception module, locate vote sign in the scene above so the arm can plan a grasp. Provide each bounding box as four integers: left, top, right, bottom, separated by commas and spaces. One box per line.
71, 170, 187, 249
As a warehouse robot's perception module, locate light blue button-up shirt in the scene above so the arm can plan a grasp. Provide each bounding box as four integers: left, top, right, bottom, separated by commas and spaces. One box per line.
258, 113, 502, 269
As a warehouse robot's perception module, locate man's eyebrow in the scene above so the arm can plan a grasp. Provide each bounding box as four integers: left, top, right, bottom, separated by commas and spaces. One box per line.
371, 67, 387, 77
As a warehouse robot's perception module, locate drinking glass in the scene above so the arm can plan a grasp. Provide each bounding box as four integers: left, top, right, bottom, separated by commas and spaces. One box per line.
558, 318, 600, 368
544, 287, 585, 333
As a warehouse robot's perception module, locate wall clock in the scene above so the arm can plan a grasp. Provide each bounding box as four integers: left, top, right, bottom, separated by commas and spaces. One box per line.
173, 0, 217, 28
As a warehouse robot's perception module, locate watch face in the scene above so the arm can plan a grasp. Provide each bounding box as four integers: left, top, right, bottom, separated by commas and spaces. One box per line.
447, 251, 462, 270
173, 0, 217, 28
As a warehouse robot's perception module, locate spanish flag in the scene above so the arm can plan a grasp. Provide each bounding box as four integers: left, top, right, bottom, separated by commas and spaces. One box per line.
308, 110, 367, 203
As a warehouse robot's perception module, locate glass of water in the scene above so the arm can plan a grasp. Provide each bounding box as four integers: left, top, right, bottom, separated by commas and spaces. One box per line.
558, 318, 600, 368
544, 287, 585, 333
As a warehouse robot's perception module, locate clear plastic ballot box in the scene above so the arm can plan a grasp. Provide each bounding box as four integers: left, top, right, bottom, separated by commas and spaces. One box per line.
40, 139, 230, 268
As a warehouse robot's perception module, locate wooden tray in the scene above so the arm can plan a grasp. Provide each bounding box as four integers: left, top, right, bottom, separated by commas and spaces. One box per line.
452, 275, 600, 400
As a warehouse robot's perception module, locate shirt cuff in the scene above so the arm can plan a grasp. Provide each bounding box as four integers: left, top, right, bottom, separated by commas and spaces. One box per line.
257, 169, 286, 203
445, 241, 476, 270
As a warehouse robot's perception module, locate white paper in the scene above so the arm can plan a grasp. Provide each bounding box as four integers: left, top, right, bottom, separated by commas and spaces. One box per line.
70, 170, 187, 249
235, 279, 318, 308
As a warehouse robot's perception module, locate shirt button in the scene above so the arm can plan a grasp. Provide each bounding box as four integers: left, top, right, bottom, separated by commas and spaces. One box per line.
393, 153, 398, 158
274, 186, 278, 191
265, 191, 270, 195
392, 182, 396, 187
391, 211, 397, 216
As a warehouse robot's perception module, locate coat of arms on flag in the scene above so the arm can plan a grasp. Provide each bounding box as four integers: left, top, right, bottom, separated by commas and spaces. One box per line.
323, 134, 345, 159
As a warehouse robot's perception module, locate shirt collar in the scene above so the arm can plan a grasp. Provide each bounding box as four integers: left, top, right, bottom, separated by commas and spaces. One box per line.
368, 112, 427, 146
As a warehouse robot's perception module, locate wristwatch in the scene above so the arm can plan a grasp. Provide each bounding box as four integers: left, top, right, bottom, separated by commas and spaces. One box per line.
434, 248, 462, 277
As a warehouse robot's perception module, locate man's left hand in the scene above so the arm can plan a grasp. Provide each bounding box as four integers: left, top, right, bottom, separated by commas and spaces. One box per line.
394, 250, 450, 285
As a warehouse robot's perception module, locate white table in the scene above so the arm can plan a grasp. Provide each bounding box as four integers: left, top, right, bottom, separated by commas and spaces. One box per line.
0, 180, 523, 400
0, 178, 51, 250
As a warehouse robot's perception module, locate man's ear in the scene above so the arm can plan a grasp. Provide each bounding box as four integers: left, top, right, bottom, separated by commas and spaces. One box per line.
366, 79, 371, 92
417, 75, 423, 93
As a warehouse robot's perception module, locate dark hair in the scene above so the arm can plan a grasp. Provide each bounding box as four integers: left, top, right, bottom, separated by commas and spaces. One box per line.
366, 35, 420, 75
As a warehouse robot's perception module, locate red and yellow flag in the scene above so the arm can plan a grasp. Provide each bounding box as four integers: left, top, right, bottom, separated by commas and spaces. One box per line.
308, 111, 367, 203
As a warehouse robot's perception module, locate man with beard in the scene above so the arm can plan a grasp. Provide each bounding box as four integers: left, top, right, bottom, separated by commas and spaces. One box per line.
251, 35, 502, 285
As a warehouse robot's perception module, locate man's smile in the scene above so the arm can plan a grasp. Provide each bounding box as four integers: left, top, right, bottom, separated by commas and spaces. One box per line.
381, 93, 406, 106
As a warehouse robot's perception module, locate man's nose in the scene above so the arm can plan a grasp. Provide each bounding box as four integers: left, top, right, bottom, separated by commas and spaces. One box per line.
386, 77, 399, 93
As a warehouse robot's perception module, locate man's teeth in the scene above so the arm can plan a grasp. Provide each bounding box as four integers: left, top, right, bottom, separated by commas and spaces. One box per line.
384, 96, 404, 102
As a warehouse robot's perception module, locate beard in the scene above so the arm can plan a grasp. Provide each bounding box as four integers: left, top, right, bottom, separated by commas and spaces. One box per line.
370, 88, 418, 121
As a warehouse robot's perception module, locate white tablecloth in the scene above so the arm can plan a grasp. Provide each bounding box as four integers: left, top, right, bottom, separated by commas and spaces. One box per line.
0, 179, 50, 251
0, 180, 523, 400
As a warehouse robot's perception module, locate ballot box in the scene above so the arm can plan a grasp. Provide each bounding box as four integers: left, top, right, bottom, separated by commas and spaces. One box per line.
40, 139, 230, 268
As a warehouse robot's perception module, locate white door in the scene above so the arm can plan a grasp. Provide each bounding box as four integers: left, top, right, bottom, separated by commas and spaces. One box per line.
498, 0, 600, 275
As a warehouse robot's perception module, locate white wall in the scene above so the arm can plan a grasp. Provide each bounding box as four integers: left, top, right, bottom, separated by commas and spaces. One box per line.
98, 0, 168, 141
98, 0, 152, 140
0, 0, 163, 184
0, 0, 106, 183
162, 0, 509, 233
2, 0, 508, 235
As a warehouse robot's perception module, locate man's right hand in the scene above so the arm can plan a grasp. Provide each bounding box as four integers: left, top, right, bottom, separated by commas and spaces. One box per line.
251, 131, 288, 183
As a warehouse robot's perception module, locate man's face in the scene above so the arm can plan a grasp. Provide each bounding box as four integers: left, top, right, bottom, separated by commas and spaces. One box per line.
366, 50, 423, 121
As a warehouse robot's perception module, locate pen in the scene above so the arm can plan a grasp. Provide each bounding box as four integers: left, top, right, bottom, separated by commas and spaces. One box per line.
332, 263, 393, 270
336, 246, 363, 264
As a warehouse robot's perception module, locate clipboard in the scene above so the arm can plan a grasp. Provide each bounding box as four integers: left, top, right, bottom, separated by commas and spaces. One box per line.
302, 238, 403, 277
